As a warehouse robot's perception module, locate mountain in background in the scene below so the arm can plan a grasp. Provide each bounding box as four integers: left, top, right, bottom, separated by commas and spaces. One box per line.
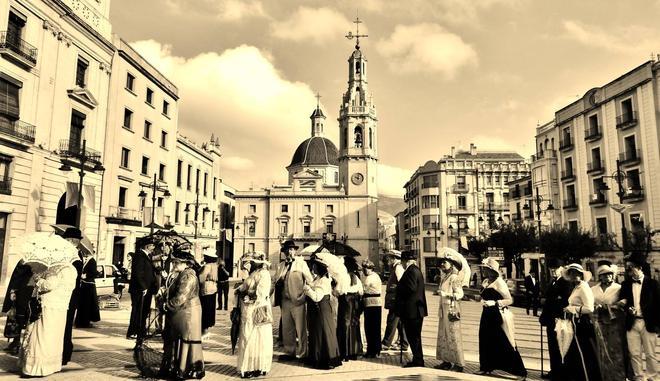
377, 195, 406, 217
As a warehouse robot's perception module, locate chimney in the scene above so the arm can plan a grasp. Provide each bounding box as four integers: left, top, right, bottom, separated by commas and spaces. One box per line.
470, 143, 476, 155
450, 146, 455, 157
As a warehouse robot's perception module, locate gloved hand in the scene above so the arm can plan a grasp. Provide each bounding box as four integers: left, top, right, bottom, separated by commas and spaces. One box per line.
482, 300, 496, 307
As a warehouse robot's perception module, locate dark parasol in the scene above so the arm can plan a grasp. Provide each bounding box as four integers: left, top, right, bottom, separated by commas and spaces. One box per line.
315, 240, 360, 257
230, 306, 241, 354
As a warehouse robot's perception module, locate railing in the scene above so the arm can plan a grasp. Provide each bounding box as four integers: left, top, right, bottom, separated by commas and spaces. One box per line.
589, 193, 607, 205
562, 198, 578, 210
616, 111, 638, 130
0, 119, 35, 143
0, 176, 11, 195
559, 135, 574, 150
584, 125, 602, 141
480, 202, 507, 211
523, 187, 533, 196
59, 139, 102, 163
451, 183, 469, 193
587, 160, 605, 173
560, 169, 575, 181
511, 190, 521, 199
619, 149, 641, 165
0, 31, 38, 64
622, 186, 644, 200
532, 149, 557, 161
448, 206, 473, 214
108, 206, 142, 221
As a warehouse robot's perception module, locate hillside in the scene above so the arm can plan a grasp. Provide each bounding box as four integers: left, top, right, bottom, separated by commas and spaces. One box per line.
377, 195, 406, 217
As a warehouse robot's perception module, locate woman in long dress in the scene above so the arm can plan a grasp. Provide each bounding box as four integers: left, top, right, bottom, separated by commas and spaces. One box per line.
434, 253, 465, 372
591, 262, 628, 381
361, 259, 382, 358
19, 263, 77, 377
337, 256, 363, 361
75, 253, 100, 328
198, 248, 218, 338
478, 258, 527, 380
303, 256, 342, 369
160, 250, 205, 380
561, 263, 601, 381
236, 252, 273, 378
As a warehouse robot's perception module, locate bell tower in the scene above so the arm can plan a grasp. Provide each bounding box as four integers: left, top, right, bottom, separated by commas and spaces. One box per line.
338, 16, 378, 199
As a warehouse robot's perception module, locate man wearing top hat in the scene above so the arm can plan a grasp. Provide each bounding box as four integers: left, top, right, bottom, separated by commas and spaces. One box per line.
58, 227, 83, 365
277, 240, 309, 360
396, 250, 427, 368
617, 252, 660, 381
127, 236, 158, 340
539, 257, 572, 380
381, 250, 408, 352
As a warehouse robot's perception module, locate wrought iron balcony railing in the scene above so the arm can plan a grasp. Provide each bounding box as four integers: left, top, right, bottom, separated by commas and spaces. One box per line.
451, 183, 469, 193
586, 160, 605, 174
561, 169, 575, 181
562, 198, 579, 210
0, 176, 11, 195
619, 149, 641, 165
0, 31, 38, 65
616, 111, 638, 130
584, 125, 602, 141
589, 193, 607, 206
0, 119, 35, 143
559, 135, 574, 151
59, 139, 102, 163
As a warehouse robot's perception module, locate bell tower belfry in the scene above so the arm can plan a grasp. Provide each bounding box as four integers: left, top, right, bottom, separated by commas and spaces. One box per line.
338, 16, 378, 199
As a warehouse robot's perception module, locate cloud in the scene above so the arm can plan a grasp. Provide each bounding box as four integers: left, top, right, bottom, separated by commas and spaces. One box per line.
562, 20, 658, 54
376, 23, 477, 78
378, 164, 412, 197
470, 135, 534, 158
129, 40, 322, 189
270, 7, 353, 44
165, 0, 267, 22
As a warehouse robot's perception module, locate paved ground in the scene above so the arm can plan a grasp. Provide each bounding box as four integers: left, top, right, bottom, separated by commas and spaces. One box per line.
0, 286, 655, 380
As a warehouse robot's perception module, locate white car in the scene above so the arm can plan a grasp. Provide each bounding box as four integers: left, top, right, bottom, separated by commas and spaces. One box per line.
95, 264, 120, 297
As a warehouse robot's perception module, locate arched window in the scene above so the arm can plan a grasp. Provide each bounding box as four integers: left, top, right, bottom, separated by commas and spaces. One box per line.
355, 60, 360, 74
550, 138, 555, 149
369, 128, 373, 149
354, 126, 363, 148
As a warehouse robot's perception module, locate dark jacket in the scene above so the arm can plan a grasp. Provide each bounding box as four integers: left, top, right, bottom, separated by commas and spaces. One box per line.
619, 276, 660, 333
539, 275, 571, 327
129, 249, 157, 293
395, 264, 428, 320
524, 275, 540, 295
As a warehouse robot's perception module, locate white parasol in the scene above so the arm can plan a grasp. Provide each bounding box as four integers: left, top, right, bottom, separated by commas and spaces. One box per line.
554, 318, 574, 363
313, 249, 350, 294
16, 232, 80, 267
438, 247, 471, 287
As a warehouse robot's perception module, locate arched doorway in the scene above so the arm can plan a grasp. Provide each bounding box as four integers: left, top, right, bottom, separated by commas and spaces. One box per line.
56, 193, 77, 226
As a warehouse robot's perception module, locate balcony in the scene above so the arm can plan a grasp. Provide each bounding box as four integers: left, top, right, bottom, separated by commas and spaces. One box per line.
451, 183, 469, 193
586, 161, 605, 175
616, 111, 638, 130
421, 182, 439, 189
532, 149, 557, 161
480, 202, 507, 211
523, 187, 533, 196
559, 136, 574, 151
58, 139, 102, 165
0, 31, 38, 68
0, 176, 11, 195
448, 206, 474, 214
619, 149, 641, 166
511, 190, 521, 199
560, 169, 576, 182
106, 206, 142, 226
584, 126, 602, 142
0, 119, 35, 144
562, 198, 579, 211
622, 186, 644, 202
294, 232, 322, 241
589, 193, 607, 207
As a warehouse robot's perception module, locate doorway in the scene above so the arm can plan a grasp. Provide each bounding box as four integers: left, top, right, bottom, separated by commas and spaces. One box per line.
112, 236, 125, 266
55, 193, 77, 226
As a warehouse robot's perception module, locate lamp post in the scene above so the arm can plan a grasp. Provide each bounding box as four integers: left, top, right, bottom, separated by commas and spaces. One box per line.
183, 188, 211, 240
235, 217, 248, 256
448, 221, 467, 252
426, 222, 444, 258
479, 202, 498, 232
138, 173, 171, 234
522, 186, 555, 238
58, 139, 105, 228
599, 159, 629, 254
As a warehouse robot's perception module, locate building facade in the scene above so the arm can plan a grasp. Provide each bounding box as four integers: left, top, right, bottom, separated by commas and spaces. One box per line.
403, 144, 530, 279
0, 0, 113, 281
97, 35, 179, 266
233, 40, 379, 267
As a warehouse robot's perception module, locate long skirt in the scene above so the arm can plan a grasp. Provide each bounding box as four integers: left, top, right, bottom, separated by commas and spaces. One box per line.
364, 306, 382, 356
200, 294, 216, 331
563, 317, 602, 381
436, 300, 464, 366
162, 302, 204, 378
19, 306, 67, 376
75, 282, 100, 327
479, 306, 527, 376
237, 302, 273, 374
593, 309, 629, 381
337, 293, 363, 361
306, 295, 342, 369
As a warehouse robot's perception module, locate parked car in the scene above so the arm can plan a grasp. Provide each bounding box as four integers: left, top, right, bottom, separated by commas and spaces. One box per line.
96, 264, 121, 297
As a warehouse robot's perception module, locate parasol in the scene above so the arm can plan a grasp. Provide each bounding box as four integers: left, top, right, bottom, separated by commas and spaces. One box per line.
230, 306, 241, 354
316, 240, 360, 257
79, 236, 95, 256
299, 244, 321, 258
16, 232, 80, 267
313, 250, 350, 294
555, 318, 574, 363
438, 247, 471, 287
51, 224, 75, 235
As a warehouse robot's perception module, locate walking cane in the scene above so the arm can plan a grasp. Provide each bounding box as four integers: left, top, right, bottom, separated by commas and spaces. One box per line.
540, 323, 544, 378
399, 319, 403, 365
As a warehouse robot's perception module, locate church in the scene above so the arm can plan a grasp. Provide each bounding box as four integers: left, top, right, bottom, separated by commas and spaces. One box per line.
232, 32, 380, 267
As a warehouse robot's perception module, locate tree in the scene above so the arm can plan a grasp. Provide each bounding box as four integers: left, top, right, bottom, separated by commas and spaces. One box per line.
467, 237, 489, 262
538, 227, 598, 263
488, 224, 537, 278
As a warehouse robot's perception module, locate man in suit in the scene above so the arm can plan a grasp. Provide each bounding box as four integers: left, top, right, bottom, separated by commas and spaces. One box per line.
127, 236, 157, 340
217, 260, 230, 311
617, 253, 660, 381
539, 258, 571, 380
278, 240, 309, 360
59, 227, 83, 366
525, 269, 541, 316
396, 250, 427, 368
381, 250, 408, 352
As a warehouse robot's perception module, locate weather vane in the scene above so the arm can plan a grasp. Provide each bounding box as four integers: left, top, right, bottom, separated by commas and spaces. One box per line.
345, 12, 368, 50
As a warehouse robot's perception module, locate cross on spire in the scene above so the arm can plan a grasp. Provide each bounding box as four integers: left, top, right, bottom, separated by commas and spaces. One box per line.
345, 13, 368, 50
315, 92, 322, 109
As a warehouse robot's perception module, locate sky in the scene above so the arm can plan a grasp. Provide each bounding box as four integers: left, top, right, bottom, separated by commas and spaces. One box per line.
109, 0, 660, 197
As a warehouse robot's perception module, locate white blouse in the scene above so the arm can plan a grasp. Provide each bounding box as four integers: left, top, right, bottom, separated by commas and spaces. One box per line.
304, 276, 332, 303
345, 275, 364, 295
362, 273, 382, 295
591, 282, 621, 306
567, 281, 594, 315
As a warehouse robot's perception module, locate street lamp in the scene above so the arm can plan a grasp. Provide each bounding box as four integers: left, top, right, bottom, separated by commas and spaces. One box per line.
426, 222, 444, 258
448, 221, 468, 252
522, 186, 555, 237
138, 173, 171, 234
597, 159, 631, 254
58, 139, 105, 228
183, 188, 212, 240
234, 217, 249, 256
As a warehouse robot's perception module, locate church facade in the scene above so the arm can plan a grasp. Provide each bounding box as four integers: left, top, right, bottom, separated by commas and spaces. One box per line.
233, 39, 379, 267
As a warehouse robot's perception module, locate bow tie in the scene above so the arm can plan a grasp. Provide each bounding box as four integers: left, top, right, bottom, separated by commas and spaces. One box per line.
632, 279, 642, 284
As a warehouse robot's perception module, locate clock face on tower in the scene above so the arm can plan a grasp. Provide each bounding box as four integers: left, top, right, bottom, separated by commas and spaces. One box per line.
351, 172, 364, 185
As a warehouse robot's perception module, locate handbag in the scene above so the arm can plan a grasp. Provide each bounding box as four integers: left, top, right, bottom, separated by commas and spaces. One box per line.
253, 305, 273, 325
447, 299, 461, 322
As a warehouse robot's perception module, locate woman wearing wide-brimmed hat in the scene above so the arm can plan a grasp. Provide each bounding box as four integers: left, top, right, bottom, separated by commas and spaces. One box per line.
434, 251, 465, 373
477, 257, 527, 380
159, 249, 205, 380
198, 247, 218, 338
236, 251, 273, 378
560, 263, 601, 381
337, 255, 364, 361
303, 254, 342, 369
591, 261, 629, 381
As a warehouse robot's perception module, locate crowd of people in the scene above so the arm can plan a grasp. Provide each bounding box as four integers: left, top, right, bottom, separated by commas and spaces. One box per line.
2, 228, 658, 381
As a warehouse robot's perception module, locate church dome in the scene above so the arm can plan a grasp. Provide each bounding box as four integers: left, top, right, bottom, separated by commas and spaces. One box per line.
289, 136, 339, 167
